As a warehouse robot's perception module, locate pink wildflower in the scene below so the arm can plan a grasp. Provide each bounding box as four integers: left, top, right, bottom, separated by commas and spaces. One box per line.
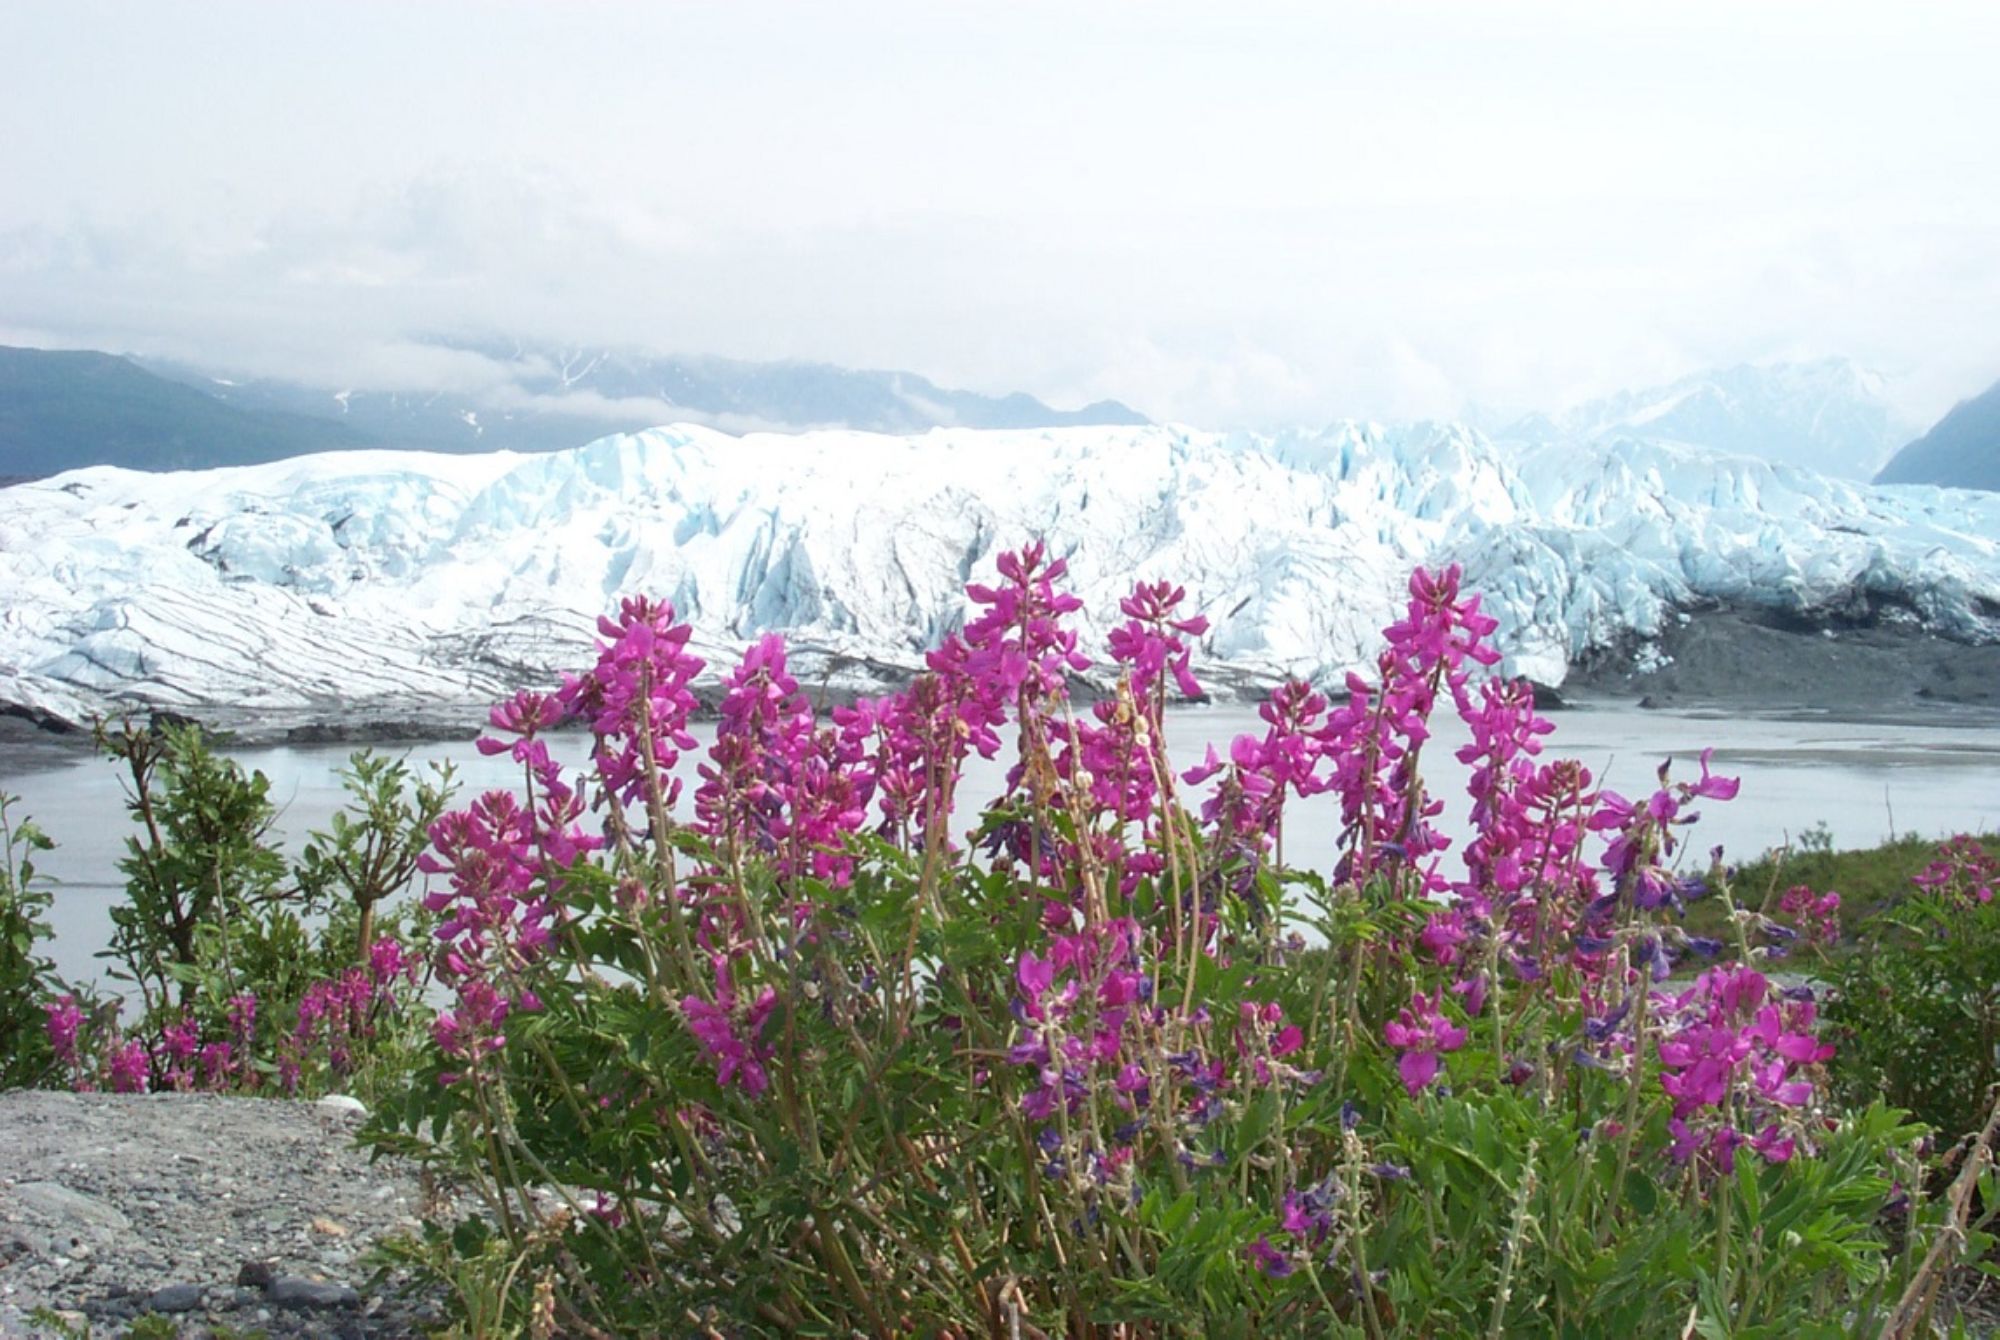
679, 957, 778, 1097
44, 995, 82, 1067
108, 1039, 149, 1093
1384, 991, 1467, 1095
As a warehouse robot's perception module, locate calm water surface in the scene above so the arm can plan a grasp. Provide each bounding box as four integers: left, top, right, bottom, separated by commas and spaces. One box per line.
6, 701, 1999, 989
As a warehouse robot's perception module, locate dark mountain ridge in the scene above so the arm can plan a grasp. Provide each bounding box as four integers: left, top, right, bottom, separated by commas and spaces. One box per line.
140, 337, 1149, 457
0, 340, 1151, 479
1874, 377, 2000, 492
0, 347, 370, 477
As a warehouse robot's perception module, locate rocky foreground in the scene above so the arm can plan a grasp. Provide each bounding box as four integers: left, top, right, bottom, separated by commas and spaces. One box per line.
0, 1092, 444, 1338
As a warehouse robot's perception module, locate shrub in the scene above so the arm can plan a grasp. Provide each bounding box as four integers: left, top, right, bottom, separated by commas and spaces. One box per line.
96, 719, 290, 1014
1824, 834, 2000, 1144
0, 794, 62, 1088
40, 736, 454, 1103
368, 548, 1955, 1337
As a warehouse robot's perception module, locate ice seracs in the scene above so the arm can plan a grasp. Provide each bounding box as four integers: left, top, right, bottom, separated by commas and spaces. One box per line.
1, 421, 1996, 730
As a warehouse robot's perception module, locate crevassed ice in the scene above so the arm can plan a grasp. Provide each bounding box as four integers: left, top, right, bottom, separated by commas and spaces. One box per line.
0, 423, 1995, 723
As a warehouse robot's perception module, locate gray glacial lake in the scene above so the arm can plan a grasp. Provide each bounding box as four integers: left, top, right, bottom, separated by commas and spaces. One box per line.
5, 700, 2000, 990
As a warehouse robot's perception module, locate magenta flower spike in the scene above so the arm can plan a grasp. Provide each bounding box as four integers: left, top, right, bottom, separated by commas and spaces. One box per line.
557, 595, 705, 811
1384, 991, 1467, 1096
678, 956, 778, 1097
1653, 963, 1829, 1170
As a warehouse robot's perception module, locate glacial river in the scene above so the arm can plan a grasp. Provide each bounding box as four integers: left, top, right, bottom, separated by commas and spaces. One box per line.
4, 699, 1999, 989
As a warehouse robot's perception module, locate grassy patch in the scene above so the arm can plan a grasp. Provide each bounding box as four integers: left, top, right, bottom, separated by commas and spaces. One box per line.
1675, 827, 2000, 948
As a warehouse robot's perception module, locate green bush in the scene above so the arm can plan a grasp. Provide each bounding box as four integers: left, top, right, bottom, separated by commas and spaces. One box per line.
34, 725, 453, 1101
361, 554, 1975, 1337
0, 794, 61, 1088
1824, 835, 2000, 1144
97, 719, 290, 1015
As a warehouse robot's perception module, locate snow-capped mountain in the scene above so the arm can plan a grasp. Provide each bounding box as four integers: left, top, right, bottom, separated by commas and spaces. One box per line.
2, 421, 1996, 730
1502, 359, 1919, 482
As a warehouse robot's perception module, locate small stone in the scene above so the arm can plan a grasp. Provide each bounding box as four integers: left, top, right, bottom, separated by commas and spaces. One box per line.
269, 1275, 360, 1310
237, 1259, 276, 1288
146, 1283, 205, 1313
310, 1216, 350, 1237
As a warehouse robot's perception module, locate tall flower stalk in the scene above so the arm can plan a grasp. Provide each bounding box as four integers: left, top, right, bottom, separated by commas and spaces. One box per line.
364, 544, 1926, 1339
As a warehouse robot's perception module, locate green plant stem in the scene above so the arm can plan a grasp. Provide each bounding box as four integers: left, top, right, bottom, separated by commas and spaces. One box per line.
1884, 1086, 2000, 1338
1599, 937, 1652, 1249
1487, 1139, 1538, 1340
1713, 1168, 1733, 1327
811, 1204, 890, 1336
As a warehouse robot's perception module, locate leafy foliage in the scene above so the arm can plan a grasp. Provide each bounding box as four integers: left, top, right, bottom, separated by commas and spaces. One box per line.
0, 794, 61, 1087
295, 749, 458, 969
40, 731, 452, 1100
13, 549, 1998, 1336
362, 549, 1956, 1337
97, 720, 289, 1014
1824, 835, 2000, 1143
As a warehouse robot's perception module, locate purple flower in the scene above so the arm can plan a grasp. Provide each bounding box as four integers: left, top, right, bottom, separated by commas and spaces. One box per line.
107, 1039, 149, 1094
557, 595, 704, 810
1248, 1235, 1294, 1278
1913, 835, 1997, 905
1655, 964, 1830, 1171
477, 689, 566, 755
43, 995, 82, 1067
679, 957, 778, 1098
1017, 951, 1056, 1003
1384, 991, 1467, 1096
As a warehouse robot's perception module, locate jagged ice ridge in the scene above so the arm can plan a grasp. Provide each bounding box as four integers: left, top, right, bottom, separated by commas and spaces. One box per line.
2, 421, 1998, 728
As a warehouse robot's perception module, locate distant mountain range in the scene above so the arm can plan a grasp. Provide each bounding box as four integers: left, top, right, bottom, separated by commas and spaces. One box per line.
1499, 358, 1920, 482
0, 339, 1149, 479
1874, 376, 2000, 492
140, 338, 1150, 454
0, 347, 367, 480
6, 340, 1998, 494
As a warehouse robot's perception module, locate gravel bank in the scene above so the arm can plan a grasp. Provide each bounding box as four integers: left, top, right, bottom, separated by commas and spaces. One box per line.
1570, 607, 2000, 718
0, 1092, 445, 1339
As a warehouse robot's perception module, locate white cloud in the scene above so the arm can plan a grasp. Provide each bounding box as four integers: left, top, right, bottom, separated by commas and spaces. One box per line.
2, 2, 1997, 427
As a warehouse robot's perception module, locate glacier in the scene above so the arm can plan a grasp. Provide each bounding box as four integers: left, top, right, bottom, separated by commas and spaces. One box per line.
2, 421, 1997, 731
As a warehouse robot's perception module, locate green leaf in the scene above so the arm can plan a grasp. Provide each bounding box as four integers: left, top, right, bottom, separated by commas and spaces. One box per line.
1156, 1191, 1197, 1237
1233, 1087, 1281, 1158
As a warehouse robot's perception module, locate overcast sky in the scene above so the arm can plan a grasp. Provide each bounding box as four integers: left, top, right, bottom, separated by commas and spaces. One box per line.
2, 1, 1996, 427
